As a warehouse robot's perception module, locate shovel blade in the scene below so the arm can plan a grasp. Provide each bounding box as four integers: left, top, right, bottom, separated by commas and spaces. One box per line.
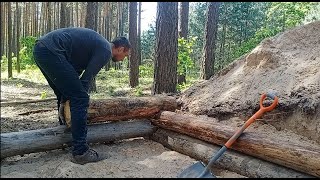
177, 161, 216, 178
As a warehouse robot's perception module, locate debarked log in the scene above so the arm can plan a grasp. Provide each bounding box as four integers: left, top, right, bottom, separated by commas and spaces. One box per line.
1, 119, 157, 159
151, 128, 314, 178
151, 111, 320, 177
87, 95, 178, 123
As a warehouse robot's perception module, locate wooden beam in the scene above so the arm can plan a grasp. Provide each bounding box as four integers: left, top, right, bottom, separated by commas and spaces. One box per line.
87, 95, 178, 123
1, 97, 56, 106
151, 111, 320, 177
1, 119, 157, 159
151, 128, 314, 178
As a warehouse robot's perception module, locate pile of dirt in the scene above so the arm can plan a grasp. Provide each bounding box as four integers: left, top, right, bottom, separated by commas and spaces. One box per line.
179, 21, 320, 143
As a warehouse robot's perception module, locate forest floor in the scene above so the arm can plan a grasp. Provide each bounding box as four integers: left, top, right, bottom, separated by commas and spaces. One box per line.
0, 78, 246, 178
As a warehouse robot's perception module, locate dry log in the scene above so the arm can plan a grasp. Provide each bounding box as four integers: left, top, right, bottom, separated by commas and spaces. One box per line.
151, 128, 314, 178
1, 119, 156, 159
1, 97, 56, 106
87, 95, 178, 123
151, 111, 320, 177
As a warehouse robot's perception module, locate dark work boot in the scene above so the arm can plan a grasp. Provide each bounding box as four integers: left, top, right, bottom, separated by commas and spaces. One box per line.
71, 148, 107, 165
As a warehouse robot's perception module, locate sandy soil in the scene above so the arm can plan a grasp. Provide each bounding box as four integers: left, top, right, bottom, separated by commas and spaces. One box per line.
0, 80, 246, 178
180, 21, 320, 144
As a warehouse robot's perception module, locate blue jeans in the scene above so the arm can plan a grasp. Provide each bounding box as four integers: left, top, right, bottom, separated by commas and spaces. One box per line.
33, 41, 89, 156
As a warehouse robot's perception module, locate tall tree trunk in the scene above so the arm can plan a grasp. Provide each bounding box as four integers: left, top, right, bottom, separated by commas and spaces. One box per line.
53, 2, 56, 30
65, 3, 71, 28
104, 2, 111, 71
0, 2, 5, 57
75, 2, 79, 27
81, 3, 87, 27
118, 2, 123, 36
55, 2, 60, 29
30, 2, 33, 36
16, 2, 21, 73
218, 2, 227, 70
93, 2, 98, 31
85, 2, 97, 30
244, 3, 249, 41
7, 2, 13, 78
113, 2, 119, 70
24, 2, 29, 37
137, 2, 142, 65
115, 2, 122, 70
104, 2, 110, 40
153, 2, 178, 94
40, 2, 45, 35
107, 2, 112, 40
12, 5, 17, 58
85, 2, 98, 93
201, 2, 220, 80
177, 2, 189, 85
179, 2, 189, 39
70, 2, 74, 27
47, 2, 52, 32
60, 2, 67, 28
30, 2, 34, 36
33, 2, 38, 36
129, 2, 139, 88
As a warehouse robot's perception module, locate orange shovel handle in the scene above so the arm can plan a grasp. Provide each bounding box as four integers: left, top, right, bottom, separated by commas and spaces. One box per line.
225, 93, 278, 148
259, 93, 279, 112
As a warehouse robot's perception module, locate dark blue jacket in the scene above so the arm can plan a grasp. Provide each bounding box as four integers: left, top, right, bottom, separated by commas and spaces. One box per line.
38, 27, 112, 92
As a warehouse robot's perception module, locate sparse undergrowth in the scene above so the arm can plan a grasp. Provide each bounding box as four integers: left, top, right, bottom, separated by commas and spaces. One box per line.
1, 65, 199, 100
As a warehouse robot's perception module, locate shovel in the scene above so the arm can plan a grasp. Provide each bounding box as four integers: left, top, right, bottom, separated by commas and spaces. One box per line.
178, 92, 279, 178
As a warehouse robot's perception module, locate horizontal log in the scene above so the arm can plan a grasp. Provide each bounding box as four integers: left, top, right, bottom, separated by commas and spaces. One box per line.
1, 97, 56, 106
151, 111, 320, 177
87, 95, 178, 123
1, 119, 157, 159
151, 128, 314, 178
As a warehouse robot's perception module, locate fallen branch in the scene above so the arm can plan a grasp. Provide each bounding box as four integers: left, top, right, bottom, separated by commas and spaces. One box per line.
1, 97, 56, 107
1, 119, 157, 159
151, 111, 320, 177
151, 128, 314, 178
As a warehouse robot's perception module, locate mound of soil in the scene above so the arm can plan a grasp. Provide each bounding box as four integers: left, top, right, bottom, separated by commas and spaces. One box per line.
180, 21, 320, 143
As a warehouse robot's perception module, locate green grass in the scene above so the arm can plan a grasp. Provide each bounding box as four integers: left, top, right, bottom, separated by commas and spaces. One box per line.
1, 66, 199, 99
1, 67, 49, 85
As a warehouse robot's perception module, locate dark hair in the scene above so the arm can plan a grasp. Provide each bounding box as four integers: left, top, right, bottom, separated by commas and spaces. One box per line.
111, 36, 131, 50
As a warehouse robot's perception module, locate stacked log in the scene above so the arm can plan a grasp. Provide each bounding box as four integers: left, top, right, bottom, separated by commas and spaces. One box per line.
151, 111, 320, 177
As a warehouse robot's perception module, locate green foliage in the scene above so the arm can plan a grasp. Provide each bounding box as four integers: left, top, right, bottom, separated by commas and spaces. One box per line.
108, 85, 116, 96
231, 28, 278, 59
1, 55, 8, 71
189, 2, 207, 63
177, 36, 197, 75
133, 86, 144, 97
19, 36, 37, 69
40, 91, 47, 99
16, 83, 23, 88
218, 2, 315, 66
177, 81, 194, 93
302, 2, 320, 24
139, 63, 154, 78
141, 24, 156, 61
267, 2, 313, 30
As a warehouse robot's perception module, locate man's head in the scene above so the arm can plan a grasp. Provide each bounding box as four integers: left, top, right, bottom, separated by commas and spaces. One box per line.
111, 36, 131, 62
